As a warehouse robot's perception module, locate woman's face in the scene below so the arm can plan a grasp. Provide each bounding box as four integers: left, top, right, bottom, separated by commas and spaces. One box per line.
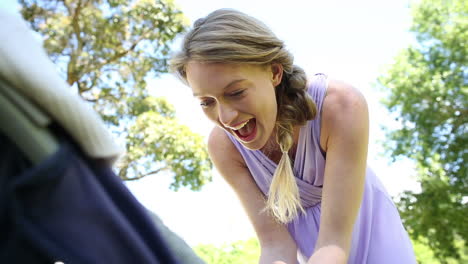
185, 62, 283, 150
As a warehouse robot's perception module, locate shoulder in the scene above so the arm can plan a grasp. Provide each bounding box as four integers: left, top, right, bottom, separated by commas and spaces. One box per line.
208, 127, 246, 171
323, 79, 368, 113
320, 79, 369, 149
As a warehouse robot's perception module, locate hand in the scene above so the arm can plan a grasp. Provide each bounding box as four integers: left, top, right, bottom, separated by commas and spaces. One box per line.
307, 245, 347, 264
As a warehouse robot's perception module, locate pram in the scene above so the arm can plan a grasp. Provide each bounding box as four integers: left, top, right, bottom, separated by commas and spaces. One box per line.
0, 10, 204, 264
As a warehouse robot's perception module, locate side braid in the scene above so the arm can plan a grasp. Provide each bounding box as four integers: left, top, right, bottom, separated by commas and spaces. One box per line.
266, 65, 317, 223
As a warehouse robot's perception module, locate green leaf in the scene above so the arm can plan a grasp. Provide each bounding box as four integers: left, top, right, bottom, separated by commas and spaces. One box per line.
377, 0, 467, 261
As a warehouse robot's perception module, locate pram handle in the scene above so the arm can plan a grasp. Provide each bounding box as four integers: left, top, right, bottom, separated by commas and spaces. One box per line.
0, 78, 59, 164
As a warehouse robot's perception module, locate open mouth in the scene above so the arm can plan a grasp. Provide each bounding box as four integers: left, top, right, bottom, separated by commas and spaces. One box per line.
232, 118, 257, 142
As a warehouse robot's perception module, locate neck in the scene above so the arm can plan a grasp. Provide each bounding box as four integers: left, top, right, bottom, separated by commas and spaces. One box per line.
261, 125, 301, 163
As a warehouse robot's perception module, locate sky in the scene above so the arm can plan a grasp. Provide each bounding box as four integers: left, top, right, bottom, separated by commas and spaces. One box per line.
1, 0, 421, 246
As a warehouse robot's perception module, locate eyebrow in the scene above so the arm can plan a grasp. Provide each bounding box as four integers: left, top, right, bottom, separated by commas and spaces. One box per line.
193, 79, 246, 96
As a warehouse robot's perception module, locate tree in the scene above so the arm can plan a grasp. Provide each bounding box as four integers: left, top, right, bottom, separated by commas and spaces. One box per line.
412, 237, 468, 264
194, 237, 260, 264
19, 0, 212, 190
377, 0, 467, 261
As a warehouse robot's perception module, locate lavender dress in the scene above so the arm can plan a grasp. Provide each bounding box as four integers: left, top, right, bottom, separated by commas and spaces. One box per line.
226, 74, 416, 263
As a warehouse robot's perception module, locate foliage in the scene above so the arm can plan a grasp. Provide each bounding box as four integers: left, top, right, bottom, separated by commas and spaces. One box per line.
377, 0, 467, 261
19, 0, 212, 189
193, 237, 468, 264
413, 237, 468, 264
194, 237, 260, 264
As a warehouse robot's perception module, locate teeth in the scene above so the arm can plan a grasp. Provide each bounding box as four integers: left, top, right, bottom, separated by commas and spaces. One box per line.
230, 120, 250, 130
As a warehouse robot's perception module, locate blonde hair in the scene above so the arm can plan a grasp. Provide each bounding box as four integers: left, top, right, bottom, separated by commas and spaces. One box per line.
170, 9, 317, 223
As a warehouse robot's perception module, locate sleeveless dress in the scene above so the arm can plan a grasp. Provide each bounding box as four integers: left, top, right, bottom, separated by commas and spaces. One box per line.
226, 74, 417, 263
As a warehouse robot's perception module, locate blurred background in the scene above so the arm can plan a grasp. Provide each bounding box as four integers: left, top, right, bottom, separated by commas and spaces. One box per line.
1, 0, 466, 263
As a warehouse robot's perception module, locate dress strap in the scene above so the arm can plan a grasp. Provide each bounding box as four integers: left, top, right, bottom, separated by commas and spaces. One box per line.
307, 73, 328, 157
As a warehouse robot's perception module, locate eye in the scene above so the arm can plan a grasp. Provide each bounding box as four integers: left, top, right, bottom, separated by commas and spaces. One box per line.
200, 98, 215, 108
229, 90, 245, 97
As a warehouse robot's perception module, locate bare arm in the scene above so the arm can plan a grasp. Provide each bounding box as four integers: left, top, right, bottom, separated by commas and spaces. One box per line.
308, 80, 369, 263
208, 127, 298, 264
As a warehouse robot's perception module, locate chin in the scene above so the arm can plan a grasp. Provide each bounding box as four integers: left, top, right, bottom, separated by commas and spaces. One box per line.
240, 142, 261, 150
238, 136, 268, 151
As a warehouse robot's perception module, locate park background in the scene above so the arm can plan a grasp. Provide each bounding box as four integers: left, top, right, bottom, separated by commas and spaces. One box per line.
1, 0, 465, 263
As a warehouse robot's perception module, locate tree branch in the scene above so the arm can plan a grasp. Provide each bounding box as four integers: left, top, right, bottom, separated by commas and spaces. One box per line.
77, 75, 98, 93
87, 30, 152, 73
121, 167, 169, 181
63, 0, 86, 85
71, 0, 85, 54
84, 98, 98, 103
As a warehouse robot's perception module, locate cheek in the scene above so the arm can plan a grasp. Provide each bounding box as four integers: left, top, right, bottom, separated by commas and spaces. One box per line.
265, 104, 278, 127
202, 108, 219, 124
259, 90, 278, 121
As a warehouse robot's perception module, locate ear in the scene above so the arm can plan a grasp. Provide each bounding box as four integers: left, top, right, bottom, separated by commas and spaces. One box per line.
270, 63, 283, 87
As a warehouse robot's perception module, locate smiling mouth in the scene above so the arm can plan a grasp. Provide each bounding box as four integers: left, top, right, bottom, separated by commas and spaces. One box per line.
231, 118, 257, 142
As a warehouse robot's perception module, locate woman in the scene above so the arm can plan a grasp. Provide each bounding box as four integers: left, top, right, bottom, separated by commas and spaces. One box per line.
170, 8, 416, 264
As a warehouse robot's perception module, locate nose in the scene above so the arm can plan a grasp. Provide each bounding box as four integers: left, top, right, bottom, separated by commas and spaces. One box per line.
217, 103, 238, 127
